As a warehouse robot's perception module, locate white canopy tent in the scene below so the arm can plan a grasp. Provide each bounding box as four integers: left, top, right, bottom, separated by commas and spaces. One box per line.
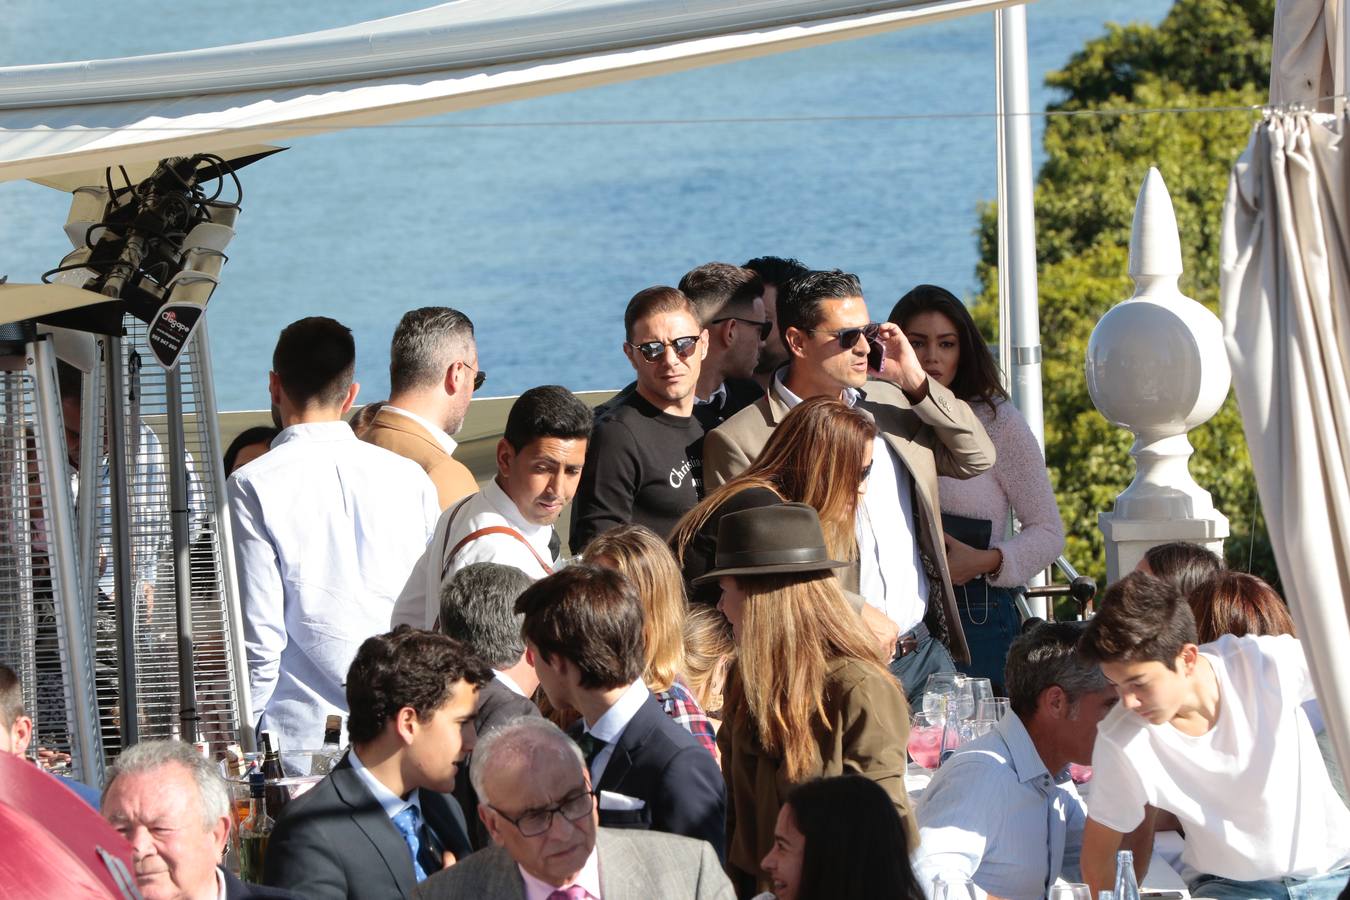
1220, 0, 1350, 788
0, 0, 1020, 186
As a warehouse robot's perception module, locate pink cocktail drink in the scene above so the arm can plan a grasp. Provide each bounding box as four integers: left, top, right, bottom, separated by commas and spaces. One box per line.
907, 724, 958, 770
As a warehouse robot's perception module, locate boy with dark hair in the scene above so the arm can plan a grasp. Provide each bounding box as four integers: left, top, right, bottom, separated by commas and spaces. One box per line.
571, 286, 709, 551
1078, 572, 1350, 900
392, 385, 594, 628
265, 627, 490, 898
230, 317, 440, 753
744, 255, 810, 386
517, 565, 726, 857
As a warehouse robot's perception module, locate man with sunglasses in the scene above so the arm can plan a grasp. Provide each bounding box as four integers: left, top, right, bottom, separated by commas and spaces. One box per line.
570, 286, 710, 552
413, 716, 735, 900
362, 306, 483, 510
703, 271, 996, 701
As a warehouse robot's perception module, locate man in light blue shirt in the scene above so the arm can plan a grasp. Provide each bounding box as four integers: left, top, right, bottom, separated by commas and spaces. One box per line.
913, 622, 1118, 899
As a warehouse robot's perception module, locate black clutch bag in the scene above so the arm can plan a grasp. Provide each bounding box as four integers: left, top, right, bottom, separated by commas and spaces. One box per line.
941, 512, 992, 551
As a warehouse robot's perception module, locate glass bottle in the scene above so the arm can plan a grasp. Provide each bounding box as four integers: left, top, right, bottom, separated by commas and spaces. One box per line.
310, 715, 343, 776
259, 732, 290, 817
1114, 849, 1141, 900
237, 772, 274, 883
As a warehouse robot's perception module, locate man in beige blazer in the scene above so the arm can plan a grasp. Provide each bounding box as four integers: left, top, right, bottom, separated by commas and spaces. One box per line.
703, 271, 995, 702
413, 717, 733, 900
364, 307, 481, 509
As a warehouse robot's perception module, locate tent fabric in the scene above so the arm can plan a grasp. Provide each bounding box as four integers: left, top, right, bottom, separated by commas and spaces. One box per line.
0, 0, 1019, 185
1219, 108, 1350, 787
1268, 0, 1343, 110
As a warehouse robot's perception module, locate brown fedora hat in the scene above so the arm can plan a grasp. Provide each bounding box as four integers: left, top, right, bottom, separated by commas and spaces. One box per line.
693, 501, 848, 583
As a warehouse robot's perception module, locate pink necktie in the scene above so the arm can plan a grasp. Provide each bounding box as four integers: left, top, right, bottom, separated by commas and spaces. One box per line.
547, 887, 591, 900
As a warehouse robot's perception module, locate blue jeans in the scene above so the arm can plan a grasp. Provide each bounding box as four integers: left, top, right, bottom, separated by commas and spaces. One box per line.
953, 580, 1021, 693
889, 631, 956, 709
1188, 866, 1350, 900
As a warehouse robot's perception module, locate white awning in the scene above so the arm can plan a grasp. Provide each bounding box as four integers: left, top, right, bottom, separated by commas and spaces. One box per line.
0, 0, 1022, 184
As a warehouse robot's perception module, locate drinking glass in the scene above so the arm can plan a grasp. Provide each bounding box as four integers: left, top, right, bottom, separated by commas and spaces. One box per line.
965, 678, 993, 718
932, 875, 979, 900
923, 688, 956, 723
977, 697, 1010, 722
906, 710, 957, 770
926, 672, 963, 697
1049, 883, 1092, 900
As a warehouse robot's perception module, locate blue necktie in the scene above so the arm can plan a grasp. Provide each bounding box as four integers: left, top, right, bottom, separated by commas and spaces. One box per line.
392, 805, 428, 883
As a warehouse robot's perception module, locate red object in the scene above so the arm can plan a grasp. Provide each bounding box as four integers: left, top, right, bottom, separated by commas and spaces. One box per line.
0, 752, 138, 898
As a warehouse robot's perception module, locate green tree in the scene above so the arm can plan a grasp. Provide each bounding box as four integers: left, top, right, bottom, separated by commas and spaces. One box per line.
971, 0, 1279, 588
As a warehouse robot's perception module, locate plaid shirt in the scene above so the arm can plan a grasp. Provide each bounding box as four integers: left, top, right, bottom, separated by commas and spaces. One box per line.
655, 680, 719, 760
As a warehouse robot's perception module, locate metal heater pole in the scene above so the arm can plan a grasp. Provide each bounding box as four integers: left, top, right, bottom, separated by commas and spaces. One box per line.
103, 335, 138, 745
165, 367, 198, 743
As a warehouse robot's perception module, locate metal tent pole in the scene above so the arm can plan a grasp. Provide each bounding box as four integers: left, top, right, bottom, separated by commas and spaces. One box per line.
165, 367, 198, 743
193, 320, 254, 750
103, 335, 139, 745
995, 5, 1048, 612
32, 336, 103, 783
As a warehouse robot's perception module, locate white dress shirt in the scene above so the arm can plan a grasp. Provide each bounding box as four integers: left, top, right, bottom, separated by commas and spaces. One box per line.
913, 712, 1085, 900
348, 746, 419, 822
583, 679, 651, 785
229, 421, 439, 751
392, 477, 558, 629
519, 845, 602, 900
493, 669, 528, 698
773, 374, 928, 632
381, 405, 459, 458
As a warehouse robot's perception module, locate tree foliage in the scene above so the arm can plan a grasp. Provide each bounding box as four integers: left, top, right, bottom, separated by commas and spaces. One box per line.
970, 0, 1278, 587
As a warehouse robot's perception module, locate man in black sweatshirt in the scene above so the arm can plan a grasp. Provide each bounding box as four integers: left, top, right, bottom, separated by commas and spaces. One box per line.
570, 286, 708, 552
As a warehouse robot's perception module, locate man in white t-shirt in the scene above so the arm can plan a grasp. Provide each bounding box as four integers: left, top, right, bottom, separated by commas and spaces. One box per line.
1077, 572, 1350, 900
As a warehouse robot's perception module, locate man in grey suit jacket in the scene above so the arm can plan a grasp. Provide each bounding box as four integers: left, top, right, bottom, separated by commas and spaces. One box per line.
265, 628, 489, 899
703, 270, 996, 701
414, 717, 734, 900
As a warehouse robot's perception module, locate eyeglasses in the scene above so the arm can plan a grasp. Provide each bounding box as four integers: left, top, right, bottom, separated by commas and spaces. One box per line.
489, 789, 595, 838
626, 336, 701, 363
803, 323, 881, 350
859, 461, 873, 483
710, 316, 772, 340
460, 360, 487, 391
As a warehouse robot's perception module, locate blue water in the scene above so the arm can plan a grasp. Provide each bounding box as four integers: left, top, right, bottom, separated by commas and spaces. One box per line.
1, 0, 1171, 410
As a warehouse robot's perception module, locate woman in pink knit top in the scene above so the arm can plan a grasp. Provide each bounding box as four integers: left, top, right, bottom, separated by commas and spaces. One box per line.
889, 285, 1064, 689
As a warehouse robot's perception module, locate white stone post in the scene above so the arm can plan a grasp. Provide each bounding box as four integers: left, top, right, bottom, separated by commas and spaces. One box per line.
1086, 168, 1231, 583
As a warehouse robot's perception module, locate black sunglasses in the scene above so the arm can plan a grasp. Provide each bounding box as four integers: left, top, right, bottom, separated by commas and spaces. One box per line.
804, 323, 881, 350
859, 461, 873, 484
711, 316, 772, 341
627, 335, 701, 363
474, 371, 487, 391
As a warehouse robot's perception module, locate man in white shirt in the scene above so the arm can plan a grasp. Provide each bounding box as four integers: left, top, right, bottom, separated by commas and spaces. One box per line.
518, 565, 726, 856
265, 628, 487, 899
229, 317, 439, 752
414, 716, 735, 900
914, 622, 1117, 899
703, 270, 996, 702
392, 385, 593, 629
362, 306, 481, 509
1077, 572, 1350, 900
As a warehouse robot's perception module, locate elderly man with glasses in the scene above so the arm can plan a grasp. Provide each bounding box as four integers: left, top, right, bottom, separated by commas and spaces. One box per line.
570, 285, 710, 552
413, 716, 734, 900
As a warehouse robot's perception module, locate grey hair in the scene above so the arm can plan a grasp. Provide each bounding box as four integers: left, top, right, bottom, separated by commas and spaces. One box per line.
389, 306, 475, 395
439, 563, 534, 669
103, 740, 231, 829
1006, 622, 1109, 719
469, 716, 585, 807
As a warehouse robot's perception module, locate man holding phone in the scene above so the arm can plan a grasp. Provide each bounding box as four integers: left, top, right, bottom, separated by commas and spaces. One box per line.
703, 270, 995, 701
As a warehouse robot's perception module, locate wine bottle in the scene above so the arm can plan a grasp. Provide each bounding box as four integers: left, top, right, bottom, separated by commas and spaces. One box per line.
1114, 849, 1141, 900
259, 732, 290, 817
310, 715, 343, 776
237, 772, 274, 883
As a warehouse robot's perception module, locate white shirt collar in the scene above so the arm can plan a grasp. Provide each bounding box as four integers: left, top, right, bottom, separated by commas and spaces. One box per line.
773, 369, 859, 410
215, 866, 228, 900
695, 381, 728, 406
494, 669, 528, 697
482, 477, 555, 547
273, 420, 360, 446
584, 679, 650, 741
348, 747, 419, 821
518, 843, 602, 898
381, 405, 459, 457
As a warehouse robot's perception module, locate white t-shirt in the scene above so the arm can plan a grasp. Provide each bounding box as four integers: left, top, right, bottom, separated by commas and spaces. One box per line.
1087, 634, 1350, 881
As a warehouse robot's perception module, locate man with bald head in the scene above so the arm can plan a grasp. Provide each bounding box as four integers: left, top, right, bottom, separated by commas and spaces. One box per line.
413, 717, 733, 900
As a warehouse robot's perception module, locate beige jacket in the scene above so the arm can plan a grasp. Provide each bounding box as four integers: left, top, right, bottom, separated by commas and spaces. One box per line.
362, 408, 478, 510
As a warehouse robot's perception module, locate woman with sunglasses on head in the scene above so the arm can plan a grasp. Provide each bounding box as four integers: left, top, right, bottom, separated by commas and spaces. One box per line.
698, 502, 915, 897
755, 775, 926, 900
889, 285, 1064, 691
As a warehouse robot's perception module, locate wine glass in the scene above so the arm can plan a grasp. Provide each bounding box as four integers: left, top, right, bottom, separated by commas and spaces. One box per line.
932, 875, 979, 900
906, 710, 957, 770
926, 672, 963, 698
977, 697, 1010, 723
923, 688, 956, 723
965, 678, 993, 718
1049, 883, 1092, 900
